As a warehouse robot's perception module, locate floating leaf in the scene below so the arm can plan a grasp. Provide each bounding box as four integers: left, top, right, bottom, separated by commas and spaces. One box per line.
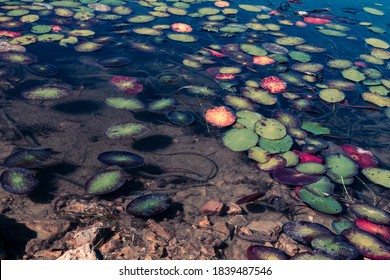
288, 51, 311, 62
235, 110, 264, 130
273, 168, 321, 185
362, 168, 390, 189
311, 235, 359, 259
106, 123, 150, 139
110, 76, 143, 94
280, 151, 300, 167
167, 33, 197, 43
126, 194, 172, 218
319, 88, 345, 103
275, 36, 305, 46
166, 110, 195, 126
341, 227, 390, 260
355, 219, 390, 244
301, 122, 330, 135
342, 68, 366, 82
341, 144, 379, 169
331, 218, 355, 235
350, 203, 390, 226
291, 63, 324, 73
365, 38, 389, 49
298, 188, 343, 214
3, 149, 52, 168
241, 87, 277, 105
326, 79, 357, 91
147, 98, 175, 112
85, 170, 126, 195
259, 135, 293, 154
303, 176, 334, 197
363, 7, 385, 16
105, 98, 144, 112
272, 110, 301, 128
127, 15, 155, 23
223, 128, 258, 152
295, 162, 326, 175
362, 92, 390, 107
27, 63, 58, 76
22, 86, 72, 100
248, 146, 271, 163
97, 56, 132, 67
75, 42, 103, 52
254, 118, 287, 140
261, 76, 287, 94
97, 151, 144, 169
325, 154, 358, 184
282, 221, 332, 245
246, 245, 288, 260
0, 168, 38, 195
327, 59, 353, 69
0, 51, 37, 64
256, 155, 286, 172
205, 106, 236, 128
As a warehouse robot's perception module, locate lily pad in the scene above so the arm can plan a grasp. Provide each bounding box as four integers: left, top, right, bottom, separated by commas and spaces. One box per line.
97, 151, 144, 169
261, 76, 287, 93
282, 221, 332, 245
241, 87, 277, 105
341, 144, 379, 169
273, 168, 321, 185
0, 51, 37, 64
97, 56, 132, 67
248, 146, 271, 163
256, 155, 286, 172
275, 36, 305, 46
254, 118, 287, 140
166, 110, 195, 126
223, 128, 259, 152
110, 76, 143, 94
85, 169, 126, 195
295, 162, 326, 175
355, 219, 390, 244
280, 151, 300, 167
126, 194, 172, 218
365, 38, 389, 49
303, 176, 334, 197
301, 122, 330, 135
311, 235, 359, 259
341, 227, 390, 260
362, 168, 390, 189
342, 68, 366, 82
205, 106, 236, 128
325, 154, 358, 184
246, 245, 288, 260
298, 188, 343, 214
147, 98, 175, 112
362, 92, 390, 107
327, 59, 353, 69
22, 86, 72, 100
331, 218, 355, 235
235, 110, 264, 130
105, 97, 144, 112
350, 203, 390, 226
319, 88, 345, 103
291, 63, 324, 73
75, 42, 103, 52
0, 168, 38, 195
3, 149, 52, 168
167, 33, 197, 43
272, 110, 301, 128
106, 123, 150, 139
258, 135, 293, 154
27, 63, 58, 76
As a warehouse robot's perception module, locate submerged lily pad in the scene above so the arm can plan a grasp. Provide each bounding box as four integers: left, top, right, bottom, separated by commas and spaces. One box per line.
246, 245, 288, 260
3, 149, 52, 168
106, 123, 150, 139
0, 168, 38, 195
0, 51, 37, 64
74, 42, 103, 52
110, 76, 143, 94
223, 128, 258, 152
147, 98, 175, 112
311, 235, 359, 259
282, 221, 332, 245
97, 56, 132, 67
22, 86, 72, 100
85, 169, 126, 195
98, 151, 144, 169
166, 110, 195, 126
27, 63, 58, 76
126, 194, 172, 218
341, 227, 390, 260
272, 110, 301, 128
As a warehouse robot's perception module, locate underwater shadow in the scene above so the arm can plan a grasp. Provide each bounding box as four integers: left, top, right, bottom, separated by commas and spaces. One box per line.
52, 100, 101, 115
28, 162, 79, 204
132, 135, 173, 152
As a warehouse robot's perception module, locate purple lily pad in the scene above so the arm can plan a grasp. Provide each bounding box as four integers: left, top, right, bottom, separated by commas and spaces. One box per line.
273, 168, 321, 185
0, 168, 38, 195
3, 148, 52, 168
126, 194, 172, 218
97, 151, 145, 169
282, 221, 333, 245
246, 245, 289, 260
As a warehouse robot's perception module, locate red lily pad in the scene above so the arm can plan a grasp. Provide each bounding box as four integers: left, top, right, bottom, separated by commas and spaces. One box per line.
261, 76, 287, 93
355, 219, 390, 244
341, 144, 379, 169
273, 167, 321, 185
110, 76, 143, 94
304, 17, 332, 24
293, 150, 323, 163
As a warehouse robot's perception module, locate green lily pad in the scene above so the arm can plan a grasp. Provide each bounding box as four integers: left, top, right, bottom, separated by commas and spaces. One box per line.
248, 146, 271, 163
31, 24, 52, 34
224, 95, 255, 111
362, 92, 390, 107
319, 88, 345, 103
301, 122, 330, 135
85, 169, 126, 195
167, 33, 197, 43
311, 235, 359, 259
75, 42, 103, 52
133, 27, 162, 36
295, 44, 327, 53
105, 97, 144, 112
147, 98, 175, 112
198, 7, 220, 15
331, 218, 355, 235
362, 168, 390, 189
22, 86, 72, 100
291, 63, 324, 73
298, 188, 343, 214
223, 128, 259, 152
255, 118, 287, 140
272, 110, 301, 128
127, 15, 155, 23
303, 176, 334, 197
280, 151, 300, 167
365, 38, 389, 49
258, 135, 293, 154
319, 29, 348, 37
363, 7, 385, 16
325, 154, 358, 184
342, 68, 366, 82
288, 51, 311, 62
0, 51, 37, 64
106, 123, 150, 139
256, 155, 286, 172
282, 221, 332, 245
327, 59, 353, 69
235, 110, 264, 130
275, 36, 305, 46
241, 87, 277, 106
295, 162, 327, 175
240, 44, 267, 56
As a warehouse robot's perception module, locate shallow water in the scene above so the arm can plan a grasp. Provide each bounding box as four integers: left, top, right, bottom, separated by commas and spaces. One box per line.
0, 0, 389, 260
